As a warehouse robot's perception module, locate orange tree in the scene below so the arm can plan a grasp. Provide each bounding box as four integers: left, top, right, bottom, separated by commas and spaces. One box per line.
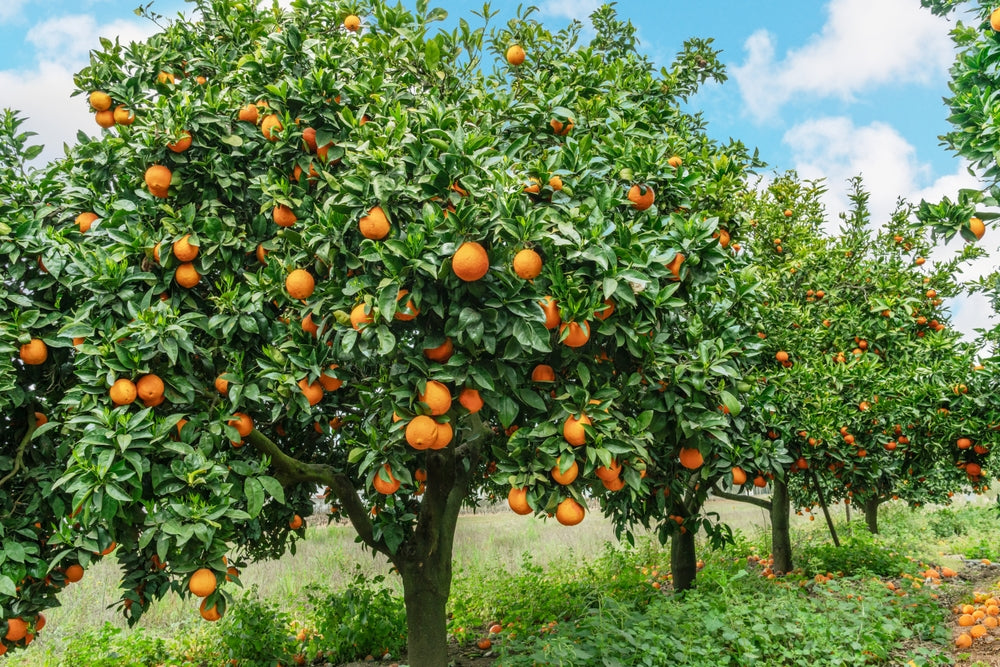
712, 173, 994, 573
1, 1, 765, 663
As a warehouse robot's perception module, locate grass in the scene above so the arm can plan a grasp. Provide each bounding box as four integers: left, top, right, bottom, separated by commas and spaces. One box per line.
2, 494, 997, 666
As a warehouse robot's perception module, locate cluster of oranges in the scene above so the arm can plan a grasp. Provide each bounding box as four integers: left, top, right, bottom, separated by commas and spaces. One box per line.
953, 589, 1000, 649
109, 373, 167, 408
88, 90, 135, 129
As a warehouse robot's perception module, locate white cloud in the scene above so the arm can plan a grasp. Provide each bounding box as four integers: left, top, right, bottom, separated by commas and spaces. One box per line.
733, 0, 954, 121
25, 15, 155, 68
0, 0, 27, 24
540, 0, 601, 22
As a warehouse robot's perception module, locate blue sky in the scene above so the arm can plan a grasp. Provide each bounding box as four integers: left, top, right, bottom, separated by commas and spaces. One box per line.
0, 0, 991, 333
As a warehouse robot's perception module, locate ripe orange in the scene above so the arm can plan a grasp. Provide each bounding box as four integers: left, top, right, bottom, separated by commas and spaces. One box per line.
539, 296, 561, 329
678, 447, 703, 470
229, 412, 253, 437
969, 216, 986, 240
505, 44, 525, 65
75, 211, 98, 232
350, 303, 373, 331
452, 242, 490, 281
992, 8, 1000, 31
551, 458, 579, 485
157, 71, 176, 85
513, 248, 542, 279
256, 244, 268, 264
595, 299, 615, 320
406, 415, 439, 450
302, 127, 318, 152
344, 14, 362, 31
89, 91, 112, 111
775, 350, 789, 362
167, 130, 193, 153
431, 420, 453, 449
531, 364, 556, 382
273, 205, 297, 227
114, 105, 135, 126
958, 613, 976, 626
783, 209, 793, 217
666, 252, 685, 280
915, 257, 925, 266
238, 103, 259, 123
95, 110, 115, 128
199, 598, 222, 622
136, 374, 165, 404
319, 365, 342, 392
667, 155, 682, 168
563, 413, 591, 446
145, 165, 172, 198
957, 437, 972, 449
34, 412, 47, 427
188, 568, 217, 597
550, 117, 574, 135
359, 205, 390, 240
373, 464, 400, 494
955, 632, 972, 649
285, 269, 315, 300
420, 380, 452, 415
173, 235, 199, 262
174, 263, 200, 288
261, 115, 283, 141
110, 378, 137, 406
560, 321, 591, 348
458, 387, 484, 413
628, 184, 655, 211
549, 175, 563, 190
595, 459, 622, 481
423, 338, 454, 362
19, 338, 48, 365
64, 563, 84, 583
4, 618, 27, 642
508, 487, 532, 515
395, 290, 419, 320
289, 514, 303, 530
298, 378, 324, 406
555, 497, 585, 526
731, 466, 747, 485
476, 638, 492, 650
214, 375, 229, 395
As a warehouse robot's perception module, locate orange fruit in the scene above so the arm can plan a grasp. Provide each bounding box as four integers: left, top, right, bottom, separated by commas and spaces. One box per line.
188, 568, 217, 597
89, 91, 112, 111
423, 338, 454, 363
539, 296, 561, 329
992, 8, 1000, 31
298, 378, 324, 406
452, 242, 490, 281
238, 103, 259, 123
114, 105, 135, 125
173, 235, 199, 262
563, 413, 591, 446
256, 244, 268, 264
551, 458, 579, 485
19, 338, 48, 365
350, 303, 373, 331
301, 313, 320, 337
628, 184, 655, 211
157, 71, 176, 85
174, 263, 200, 288
64, 563, 84, 583
395, 290, 419, 320
957, 437, 972, 449
419, 380, 452, 415
678, 447, 703, 470
560, 321, 591, 348
666, 252, 685, 280
505, 44, 525, 65
731, 466, 747, 485
549, 175, 563, 190
775, 350, 789, 362
507, 487, 532, 515
970, 624, 988, 638
344, 14, 361, 31
319, 365, 342, 392
75, 211, 98, 233
476, 638, 492, 650
958, 613, 975, 627
667, 155, 682, 168
261, 115, 283, 141
199, 598, 222, 622
289, 514, 303, 530
531, 364, 556, 382
4, 618, 27, 642
34, 412, 47, 427
214, 375, 229, 395
167, 130, 192, 153
915, 257, 925, 266
595, 299, 615, 320
228, 412, 253, 437
95, 110, 115, 128
431, 420, 453, 449
145, 165, 172, 198
110, 378, 137, 406
550, 117, 574, 135
273, 205, 297, 227
285, 269, 315, 300
513, 249, 542, 279
373, 464, 400, 494
136, 374, 165, 404
406, 415, 439, 450
955, 632, 972, 649
302, 127, 318, 152
969, 216, 986, 240
359, 205, 390, 240
555, 497, 585, 526
595, 459, 622, 481
783, 209, 793, 217
458, 387, 484, 413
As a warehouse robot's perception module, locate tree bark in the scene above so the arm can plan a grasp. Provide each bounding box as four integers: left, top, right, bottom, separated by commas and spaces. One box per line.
397, 552, 452, 667
770, 478, 793, 574
671, 527, 697, 592
809, 469, 840, 547
863, 496, 879, 534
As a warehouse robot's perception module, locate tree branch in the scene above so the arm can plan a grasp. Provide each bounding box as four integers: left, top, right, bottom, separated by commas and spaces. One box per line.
0, 408, 36, 490
244, 429, 388, 557
711, 484, 772, 511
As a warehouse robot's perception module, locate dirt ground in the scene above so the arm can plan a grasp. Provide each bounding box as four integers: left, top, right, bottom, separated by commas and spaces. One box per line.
948, 560, 1000, 667
333, 639, 498, 667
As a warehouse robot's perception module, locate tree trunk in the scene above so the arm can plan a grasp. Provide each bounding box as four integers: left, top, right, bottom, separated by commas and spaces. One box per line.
398, 553, 452, 667
770, 478, 793, 573
809, 469, 840, 547
863, 496, 879, 534
671, 527, 697, 592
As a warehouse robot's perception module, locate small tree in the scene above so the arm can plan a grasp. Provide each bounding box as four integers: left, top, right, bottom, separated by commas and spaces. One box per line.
0, 1, 764, 663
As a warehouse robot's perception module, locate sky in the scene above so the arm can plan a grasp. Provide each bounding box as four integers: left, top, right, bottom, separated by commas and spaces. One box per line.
0, 0, 993, 335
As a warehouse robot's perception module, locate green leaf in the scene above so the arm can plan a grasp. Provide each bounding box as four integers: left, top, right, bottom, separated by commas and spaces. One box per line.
424, 38, 441, 71
245, 478, 264, 518
258, 475, 285, 504
220, 134, 244, 147
0, 575, 16, 598
348, 447, 366, 464
720, 390, 742, 416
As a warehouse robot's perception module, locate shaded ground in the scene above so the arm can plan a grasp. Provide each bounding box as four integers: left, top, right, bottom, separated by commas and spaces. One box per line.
333, 638, 498, 667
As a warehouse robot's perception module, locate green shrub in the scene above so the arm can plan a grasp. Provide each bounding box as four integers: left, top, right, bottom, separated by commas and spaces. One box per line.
214, 587, 298, 666
797, 532, 918, 578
